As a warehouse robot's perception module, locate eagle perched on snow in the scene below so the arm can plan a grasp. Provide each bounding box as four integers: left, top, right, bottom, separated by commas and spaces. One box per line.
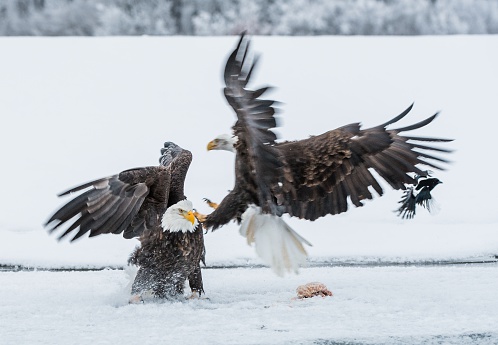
203, 34, 453, 273
45, 142, 205, 301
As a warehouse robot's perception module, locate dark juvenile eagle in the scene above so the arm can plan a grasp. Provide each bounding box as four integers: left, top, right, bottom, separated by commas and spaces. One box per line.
45, 142, 205, 301
203, 34, 453, 272
396, 174, 443, 219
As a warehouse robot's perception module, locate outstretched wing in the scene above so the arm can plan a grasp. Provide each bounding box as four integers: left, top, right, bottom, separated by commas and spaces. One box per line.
45, 166, 171, 241
275, 104, 453, 220
223, 33, 281, 214
396, 187, 417, 219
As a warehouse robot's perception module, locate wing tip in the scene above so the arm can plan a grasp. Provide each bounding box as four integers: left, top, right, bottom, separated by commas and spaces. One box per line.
379, 102, 415, 128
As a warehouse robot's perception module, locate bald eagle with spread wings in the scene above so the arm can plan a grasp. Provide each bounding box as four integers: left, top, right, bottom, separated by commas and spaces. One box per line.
45, 142, 205, 301
204, 34, 453, 274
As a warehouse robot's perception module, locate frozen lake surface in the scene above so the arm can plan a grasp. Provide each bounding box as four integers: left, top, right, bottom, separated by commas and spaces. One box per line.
1, 265, 497, 345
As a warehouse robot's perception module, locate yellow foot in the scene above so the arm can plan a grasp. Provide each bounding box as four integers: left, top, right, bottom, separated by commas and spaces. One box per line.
187, 291, 209, 300
203, 198, 219, 210
193, 210, 207, 223
128, 295, 143, 304
187, 291, 200, 299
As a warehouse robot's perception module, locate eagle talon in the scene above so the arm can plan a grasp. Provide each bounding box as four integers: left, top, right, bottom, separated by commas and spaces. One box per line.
129, 294, 144, 304
188, 291, 210, 300
193, 209, 207, 223
202, 198, 219, 210
188, 291, 200, 299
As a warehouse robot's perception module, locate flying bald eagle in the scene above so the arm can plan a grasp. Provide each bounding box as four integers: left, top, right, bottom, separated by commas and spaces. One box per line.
45, 142, 205, 301
203, 34, 453, 272
396, 174, 443, 219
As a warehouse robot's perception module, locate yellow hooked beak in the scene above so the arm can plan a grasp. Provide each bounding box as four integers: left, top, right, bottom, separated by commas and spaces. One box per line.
183, 211, 196, 225
207, 140, 217, 151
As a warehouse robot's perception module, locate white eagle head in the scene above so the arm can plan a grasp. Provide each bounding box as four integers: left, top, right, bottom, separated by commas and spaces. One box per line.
206, 134, 238, 153
161, 199, 198, 233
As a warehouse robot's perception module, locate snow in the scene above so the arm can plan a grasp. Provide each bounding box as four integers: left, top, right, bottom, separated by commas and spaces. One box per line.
1, 266, 497, 344
0, 35, 497, 343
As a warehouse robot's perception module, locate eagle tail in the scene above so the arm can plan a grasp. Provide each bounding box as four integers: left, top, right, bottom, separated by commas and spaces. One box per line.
239, 206, 312, 276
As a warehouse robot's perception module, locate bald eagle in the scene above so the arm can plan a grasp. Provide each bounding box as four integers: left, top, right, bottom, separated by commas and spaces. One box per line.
203, 34, 453, 271
45, 142, 205, 300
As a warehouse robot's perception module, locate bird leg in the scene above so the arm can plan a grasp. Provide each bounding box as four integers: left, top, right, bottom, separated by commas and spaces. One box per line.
193, 198, 219, 224
203, 198, 219, 209
128, 294, 143, 304
193, 209, 207, 223
187, 291, 201, 299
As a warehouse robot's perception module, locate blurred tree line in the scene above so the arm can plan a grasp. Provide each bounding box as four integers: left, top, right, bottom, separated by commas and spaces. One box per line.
1, 0, 497, 36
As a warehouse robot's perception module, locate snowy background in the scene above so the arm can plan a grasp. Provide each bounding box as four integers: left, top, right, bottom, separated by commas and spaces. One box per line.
0, 35, 497, 344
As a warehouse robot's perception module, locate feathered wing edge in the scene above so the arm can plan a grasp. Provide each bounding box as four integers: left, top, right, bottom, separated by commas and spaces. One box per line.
45, 175, 149, 241
44, 166, 171, 242
362, 108, 454, 190
224, 33, 282, 214
362, 107, 453, 215
276, 104, 453, 221
239, 205, 312, 276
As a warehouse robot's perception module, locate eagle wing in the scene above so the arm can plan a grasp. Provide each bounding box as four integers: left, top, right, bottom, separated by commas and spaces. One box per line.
45, 166, 171, 241
207, 34, 453, 229
275, 104, 453, 220
223, 33, 282, 213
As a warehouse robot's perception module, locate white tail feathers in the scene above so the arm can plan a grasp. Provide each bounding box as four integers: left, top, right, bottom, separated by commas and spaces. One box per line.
239, 205, 312, 276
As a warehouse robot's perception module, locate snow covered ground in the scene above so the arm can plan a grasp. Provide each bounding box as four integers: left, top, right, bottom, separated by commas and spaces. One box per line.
1, 266, 498, 345
0, 35, 497, 343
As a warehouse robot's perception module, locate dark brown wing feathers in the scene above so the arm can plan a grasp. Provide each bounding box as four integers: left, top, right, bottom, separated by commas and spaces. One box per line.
223, 33, 281, 214
275, 105, 453, 220
207, 34, 454, 229
46, 142, 194, 241
45, 167, 168, 241
57, 176, 112, 197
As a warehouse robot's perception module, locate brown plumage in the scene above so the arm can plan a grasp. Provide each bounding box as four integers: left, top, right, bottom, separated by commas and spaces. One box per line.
128, 222, 204, 298
204, 33, 453, 230
274, 111, 452, 220
45, 142, 205, 299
